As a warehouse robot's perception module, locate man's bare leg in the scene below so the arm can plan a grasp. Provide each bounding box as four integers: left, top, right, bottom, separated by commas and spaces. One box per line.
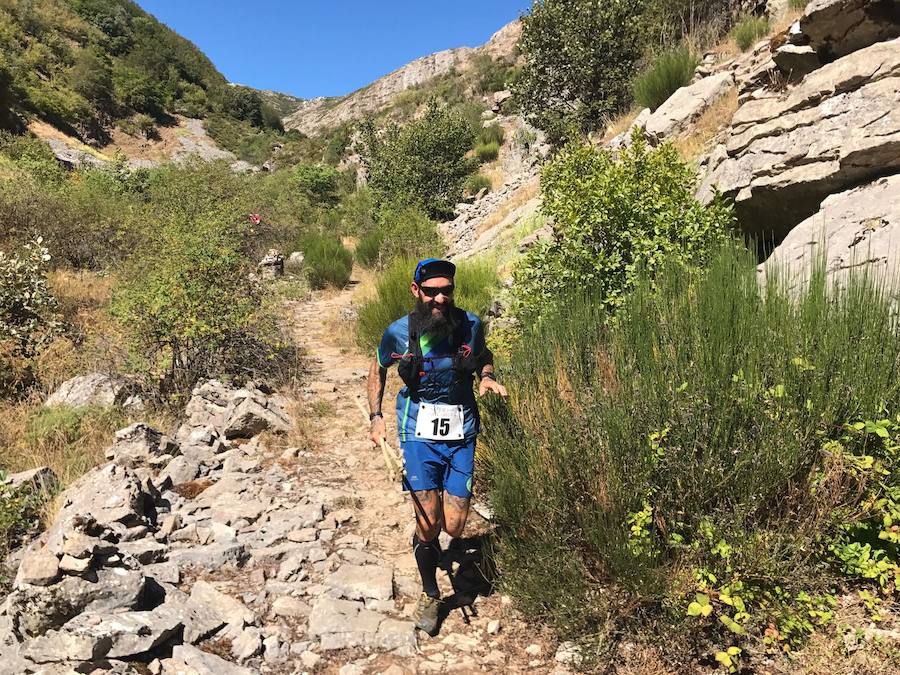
442, 492, 471, 539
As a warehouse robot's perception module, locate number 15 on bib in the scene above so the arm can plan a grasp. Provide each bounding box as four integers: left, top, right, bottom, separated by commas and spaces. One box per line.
415, 403, 465, 441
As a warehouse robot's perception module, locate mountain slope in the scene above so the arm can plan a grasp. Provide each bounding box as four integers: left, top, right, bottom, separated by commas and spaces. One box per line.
283, 21, 521, 136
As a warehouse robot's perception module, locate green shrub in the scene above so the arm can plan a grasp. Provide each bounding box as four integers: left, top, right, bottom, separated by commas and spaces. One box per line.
513, 133, 733, 319
475, 141, 500, 163
293, 163, 340, 208
464, 173, 492, 196
372, 205, 443, 267
479, 123, 505, 146
360, 98, 477, 220
356, 256, 498, 351
355, 231, 383, 269
299, 232, 353, 289
112, 163, 296, 400
481, 245, 900, 665
788, 0, 807, 9
632, 44, 700, 111
0, 477, 44, 575
0, 238, 61, 395
514, 0, 644, 145
732, 15, 770, 51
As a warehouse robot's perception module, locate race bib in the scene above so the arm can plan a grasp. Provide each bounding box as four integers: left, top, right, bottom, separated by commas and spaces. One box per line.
415, 403, 465, 441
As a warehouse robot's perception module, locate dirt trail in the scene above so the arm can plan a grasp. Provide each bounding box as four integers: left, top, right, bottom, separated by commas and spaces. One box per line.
283, 274, 561, 673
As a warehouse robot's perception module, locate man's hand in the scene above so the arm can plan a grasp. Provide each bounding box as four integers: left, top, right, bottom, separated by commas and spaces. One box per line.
369, 415, 387, 447
479, 378, 508, 398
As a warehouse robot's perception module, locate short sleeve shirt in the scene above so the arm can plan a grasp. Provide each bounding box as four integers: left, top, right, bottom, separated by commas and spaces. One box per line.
377, 311, 485, 442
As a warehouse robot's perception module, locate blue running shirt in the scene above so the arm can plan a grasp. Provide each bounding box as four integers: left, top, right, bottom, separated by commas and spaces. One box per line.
377, 311, 485, 442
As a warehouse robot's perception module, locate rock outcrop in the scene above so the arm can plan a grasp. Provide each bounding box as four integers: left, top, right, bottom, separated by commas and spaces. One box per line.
283, 21, 521, 136
802, 0, 900, 60
759, 174, 900, 289
44, 373, 136, 409
698, 36, 900, 242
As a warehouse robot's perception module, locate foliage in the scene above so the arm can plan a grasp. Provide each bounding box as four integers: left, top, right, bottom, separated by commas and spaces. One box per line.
731, 15, 770, 51
514, 0, 644, 146
513, 133, 733, 319
0, 475, 44, 572
481, 245, 900, 667
0, 238, 61, 395
464, 173, 493, 196
479, 123, 505, 146
632, 44, 700, 111
475, 141, 500, 163
292, 163, 341, 208
298, 232, 353, 289
471, 53, 515, 94
356, 256, 498, 351
110, 162, 292, 400
355, 231, 383, 269
367, 205, 443, 269
641, 0, 742, 47
360, 99, 477, 220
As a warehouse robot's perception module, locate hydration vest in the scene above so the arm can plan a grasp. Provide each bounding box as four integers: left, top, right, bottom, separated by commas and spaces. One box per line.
396, 308, 482, 400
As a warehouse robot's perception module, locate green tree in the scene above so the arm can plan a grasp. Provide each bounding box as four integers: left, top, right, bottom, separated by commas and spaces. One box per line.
360, 99, 476, 220
113, 65, 164, 117
514, 0, 644, 145
70, 48, 113, 111
293, 164, 341, 207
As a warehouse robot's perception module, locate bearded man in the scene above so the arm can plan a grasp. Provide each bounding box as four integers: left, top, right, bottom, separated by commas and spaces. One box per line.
367, 258, 507, 635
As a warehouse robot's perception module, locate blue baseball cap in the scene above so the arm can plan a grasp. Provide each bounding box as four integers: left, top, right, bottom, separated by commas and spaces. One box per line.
414, 258, 456, 284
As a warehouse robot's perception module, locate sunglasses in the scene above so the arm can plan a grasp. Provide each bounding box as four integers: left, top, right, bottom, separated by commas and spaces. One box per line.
419, 284, 455, 297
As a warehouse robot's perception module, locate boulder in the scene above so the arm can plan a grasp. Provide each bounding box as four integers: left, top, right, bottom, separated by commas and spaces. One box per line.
50, 463, 154, 532
772, 43, 820, 78
801, 0, 900, 60
759, 175, 900, 291
222, 392, 292, 439
9, 566, 145, 638
44, 373, 131, 408
157, 455, 200, 487
644, 72, 734, 143
307, 596, 384, 638
106, 423, 179, 469
285, 251, 305, 271
15, 545, 61, 586
2, 466, 58, 494
189, 580, 255, 626
163, 644, 255, 675
22, 606, 184, 662
258, 249, 284, 280
698, 37, 900, 242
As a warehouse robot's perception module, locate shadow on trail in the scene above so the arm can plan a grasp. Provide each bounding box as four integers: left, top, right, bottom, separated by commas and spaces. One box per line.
434, 533, 498, 631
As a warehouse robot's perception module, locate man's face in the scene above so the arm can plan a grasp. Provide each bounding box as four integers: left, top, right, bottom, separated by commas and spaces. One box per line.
411, 276, 455, 320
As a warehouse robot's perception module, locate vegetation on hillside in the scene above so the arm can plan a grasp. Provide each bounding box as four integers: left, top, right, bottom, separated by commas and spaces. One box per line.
484, 246, 900, 669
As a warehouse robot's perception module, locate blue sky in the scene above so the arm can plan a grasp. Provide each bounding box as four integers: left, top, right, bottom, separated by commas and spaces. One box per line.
136, 1, 532, 99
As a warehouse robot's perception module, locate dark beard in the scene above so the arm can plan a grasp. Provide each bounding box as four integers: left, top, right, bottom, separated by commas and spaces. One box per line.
414, 298, 456, 334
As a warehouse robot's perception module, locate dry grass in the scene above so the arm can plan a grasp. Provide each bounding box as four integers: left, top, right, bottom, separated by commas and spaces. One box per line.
672, 85, 739, 163
599, 108, 643, 145
475, 177, 541, 237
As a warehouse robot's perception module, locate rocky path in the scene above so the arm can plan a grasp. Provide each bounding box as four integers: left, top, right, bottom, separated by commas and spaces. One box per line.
280, 276, 564, 673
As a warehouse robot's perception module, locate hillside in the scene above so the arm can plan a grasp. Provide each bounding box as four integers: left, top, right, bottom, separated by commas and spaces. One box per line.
282, 21, 522, 136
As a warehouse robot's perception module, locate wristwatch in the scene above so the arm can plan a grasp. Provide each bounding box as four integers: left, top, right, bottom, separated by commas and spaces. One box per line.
369, 411, 383, 421
481, 371, 496, 381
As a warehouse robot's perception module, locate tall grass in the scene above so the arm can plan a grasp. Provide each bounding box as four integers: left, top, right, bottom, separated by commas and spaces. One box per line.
475, 141, 500, 163
480, 244, 900, 660
632, 44, 700, 111
479, 123, 505, 146
731, 15, 770, 51
356, 257, 498, 351
299, 232, 353, 289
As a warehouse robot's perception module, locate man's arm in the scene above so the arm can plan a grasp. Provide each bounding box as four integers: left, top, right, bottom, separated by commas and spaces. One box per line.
367, 357, 387, 414
368, 358, 389, 446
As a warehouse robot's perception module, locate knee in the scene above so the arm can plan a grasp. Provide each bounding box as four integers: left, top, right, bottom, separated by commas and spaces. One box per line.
419, 522, 441, 542
443, 519, 466, 539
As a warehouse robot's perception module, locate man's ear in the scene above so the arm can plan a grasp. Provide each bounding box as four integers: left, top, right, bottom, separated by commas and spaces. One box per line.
410, 282, 419, 298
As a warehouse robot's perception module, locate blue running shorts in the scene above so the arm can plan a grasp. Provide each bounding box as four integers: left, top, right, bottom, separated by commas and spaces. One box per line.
401, 438, 475, 498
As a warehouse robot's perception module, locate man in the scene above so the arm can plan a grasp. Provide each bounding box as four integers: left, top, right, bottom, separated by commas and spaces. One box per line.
367, 258, 507, 635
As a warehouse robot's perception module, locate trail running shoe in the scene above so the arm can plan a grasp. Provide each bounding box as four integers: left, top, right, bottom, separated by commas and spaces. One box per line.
413, 592, 440, 634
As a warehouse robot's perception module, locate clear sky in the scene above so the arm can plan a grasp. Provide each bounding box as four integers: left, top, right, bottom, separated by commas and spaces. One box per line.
135, 1, 532, 100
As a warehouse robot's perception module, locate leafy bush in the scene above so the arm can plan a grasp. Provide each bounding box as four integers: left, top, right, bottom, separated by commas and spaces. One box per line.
292, 163, 341, 208
481, 246, 900, 666
355, 231, 383, 269
0, 477, 44, 574
732, 15, 770, 51
514, 0, 644, 145
464, 173, 492, 196
632, 44, 700, 111
356, 256, 497, 351
513, 133, 733, 319
475, 141, 500, 163
111, 163, 294, 400
479, 123, 505, 146
299, 232, 353, 289
372, 205, 443, 268
360, 98, 477, 220
0, 238, 61, 395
